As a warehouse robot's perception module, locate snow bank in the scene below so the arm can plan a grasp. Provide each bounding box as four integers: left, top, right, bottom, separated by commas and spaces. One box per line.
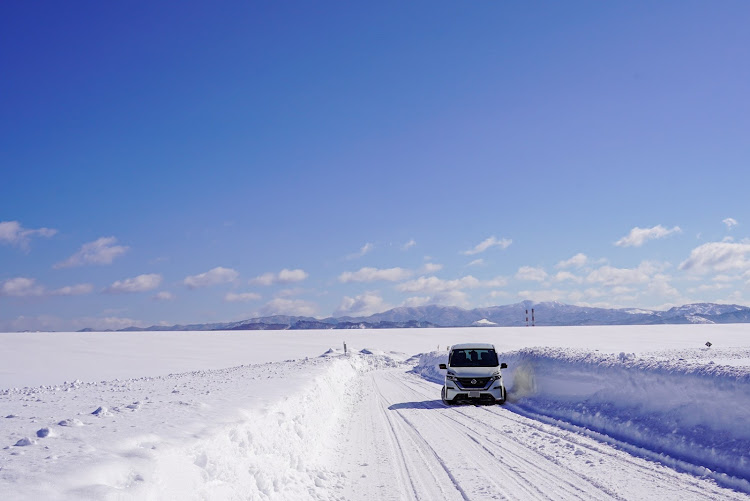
0, 352, 398, 500
505, 348, 750, 484
412, 347, 750, 487
410, 350, 449, 384
144, 354, 395, 500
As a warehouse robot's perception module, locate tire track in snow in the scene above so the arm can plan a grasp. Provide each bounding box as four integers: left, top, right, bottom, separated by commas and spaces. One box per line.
398, 376, 618, 499
383, 372, 606, 500
372, 375, 473, 501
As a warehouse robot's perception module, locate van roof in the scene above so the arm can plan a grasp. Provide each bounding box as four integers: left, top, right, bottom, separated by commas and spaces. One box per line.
450, 343, 495, 350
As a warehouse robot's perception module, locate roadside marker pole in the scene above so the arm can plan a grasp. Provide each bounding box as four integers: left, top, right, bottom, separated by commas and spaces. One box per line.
532, 308, 535, 327
525, 309, 529, 327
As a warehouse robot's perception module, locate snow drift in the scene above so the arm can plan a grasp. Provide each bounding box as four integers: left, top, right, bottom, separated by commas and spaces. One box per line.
0, 352, 397, 500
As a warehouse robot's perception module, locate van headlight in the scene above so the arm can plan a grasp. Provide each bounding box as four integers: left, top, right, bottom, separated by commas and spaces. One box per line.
446, 372, 457, 381
490, 373, 501, 381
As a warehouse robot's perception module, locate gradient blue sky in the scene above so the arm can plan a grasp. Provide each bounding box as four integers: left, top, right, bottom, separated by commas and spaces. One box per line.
2, 1, 749, 331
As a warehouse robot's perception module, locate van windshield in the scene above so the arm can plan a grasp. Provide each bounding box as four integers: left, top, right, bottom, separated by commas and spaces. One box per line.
449, 349, 499, 367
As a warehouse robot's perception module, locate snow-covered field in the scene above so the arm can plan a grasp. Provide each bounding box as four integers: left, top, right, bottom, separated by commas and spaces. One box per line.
2, 325, 750, 500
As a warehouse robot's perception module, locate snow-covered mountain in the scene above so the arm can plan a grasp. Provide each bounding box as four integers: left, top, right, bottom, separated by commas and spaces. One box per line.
89, 301, 750, 332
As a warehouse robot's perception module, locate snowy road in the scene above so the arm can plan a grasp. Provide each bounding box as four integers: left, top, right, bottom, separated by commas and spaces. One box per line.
335, 368, 745, 501
3, 335, 750, 500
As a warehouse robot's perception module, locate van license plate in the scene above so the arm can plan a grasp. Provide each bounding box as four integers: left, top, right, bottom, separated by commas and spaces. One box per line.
469, 391, 480, 398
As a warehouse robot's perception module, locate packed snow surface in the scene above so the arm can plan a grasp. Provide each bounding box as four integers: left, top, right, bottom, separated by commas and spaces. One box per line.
2, 324, 750, 500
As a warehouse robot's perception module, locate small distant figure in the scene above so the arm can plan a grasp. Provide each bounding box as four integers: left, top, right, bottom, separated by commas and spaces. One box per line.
705, 341, 712, 348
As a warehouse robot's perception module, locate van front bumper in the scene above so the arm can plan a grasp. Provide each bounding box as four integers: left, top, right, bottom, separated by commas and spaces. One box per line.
444, 384, 505, 402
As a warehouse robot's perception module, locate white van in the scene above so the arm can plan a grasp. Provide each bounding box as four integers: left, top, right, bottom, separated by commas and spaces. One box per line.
439, 343, 507, 405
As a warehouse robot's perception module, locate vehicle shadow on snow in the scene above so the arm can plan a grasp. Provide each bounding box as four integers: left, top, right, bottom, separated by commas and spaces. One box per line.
388, 400, 445, 410
388, 400, 508, 411
388, 400, 500, 410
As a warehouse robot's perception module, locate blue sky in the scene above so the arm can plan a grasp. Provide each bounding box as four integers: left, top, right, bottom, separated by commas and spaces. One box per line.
2, 1, 749, 331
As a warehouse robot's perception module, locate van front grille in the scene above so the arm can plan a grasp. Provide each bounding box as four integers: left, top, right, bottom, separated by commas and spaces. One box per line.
457, 377, 490, 388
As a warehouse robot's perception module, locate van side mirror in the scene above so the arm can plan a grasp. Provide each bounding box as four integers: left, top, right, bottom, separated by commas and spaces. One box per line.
439, 363, 447, 370
500, 363, 507, 369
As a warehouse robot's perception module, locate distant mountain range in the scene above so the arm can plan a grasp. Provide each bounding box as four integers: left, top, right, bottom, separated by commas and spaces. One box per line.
80, 301, 750, 332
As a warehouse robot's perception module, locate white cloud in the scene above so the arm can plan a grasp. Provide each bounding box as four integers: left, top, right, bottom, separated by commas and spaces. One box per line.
225, 292, 262, 302
553, 271, 583, 283
583, 288, 605, 299
153, 291, 175, 301
515, 266, 548, 282
53, 283, 94, 296
54, 237, 129, 268
184, 267, 239, 288
723, 218, 739, 229
431, 290, 470, 307
105, 274, 162, 293
259, 298, 317, 317
556, 253, 588, 269
420, 263, 443, 274
335, 292, 388, 316
0, 278, 94, 297
402, 296, 431, 307
251, 268, 309, 286
360, 243, 374, 255
615, 225, 681, 247
688, 283, 730, 293
461, 236, 512, 255
396, 274, 505, 294
0, 277, 45, 297
347, 243, 374, 259
646, 274, 680, 298
0, 221, 57, 250
586, 264, 652, 286
404, 291, 470, 308
278, 269, 308, 283
396, 275, 481, 294
567, 291, 585, 303
402, 239, 416, 250
517, 289, 569, 303
338, 267, 412, 283
467, 259, 485, 267
483, 276, 508, 287
721, 291, 750, 307
679, 242, 750, 274
251, 272, 276, 286
713, 274, 740, 283
0, 314, 60, 332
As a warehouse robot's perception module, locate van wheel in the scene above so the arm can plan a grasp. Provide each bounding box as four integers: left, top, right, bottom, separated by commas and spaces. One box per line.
441, 387, 455, 406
